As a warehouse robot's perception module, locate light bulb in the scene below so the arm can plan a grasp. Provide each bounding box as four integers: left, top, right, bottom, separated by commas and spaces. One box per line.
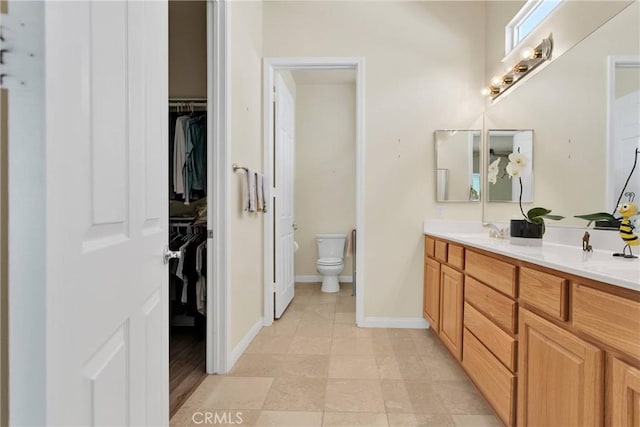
521, 47, 534, 60
514, 64, 529, 73
481, 87, 491, 96
491, 76, 502, 86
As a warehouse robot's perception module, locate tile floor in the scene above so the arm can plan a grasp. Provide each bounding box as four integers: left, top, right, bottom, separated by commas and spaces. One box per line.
171, 283, 501, 427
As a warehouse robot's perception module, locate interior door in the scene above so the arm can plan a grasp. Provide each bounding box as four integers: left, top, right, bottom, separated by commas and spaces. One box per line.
274, 73, 295, 319
612, 88, 640, 208
41, 2, 169, 425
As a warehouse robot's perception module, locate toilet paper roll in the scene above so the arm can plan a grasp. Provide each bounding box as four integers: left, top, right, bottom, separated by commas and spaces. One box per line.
294, 241, 299, 252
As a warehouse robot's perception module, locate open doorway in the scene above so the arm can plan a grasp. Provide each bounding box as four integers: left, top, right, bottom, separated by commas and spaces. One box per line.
167, 0, 229, 417
263, 58, 366, 327
167, 0, 209, 416
288, 69, 357, 292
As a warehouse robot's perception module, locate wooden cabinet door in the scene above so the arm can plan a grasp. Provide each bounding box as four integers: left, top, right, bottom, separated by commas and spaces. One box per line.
440, 265, 464, 360
608, 357, 640, 427
518, 309, 603, 427
423, 258, 441, 334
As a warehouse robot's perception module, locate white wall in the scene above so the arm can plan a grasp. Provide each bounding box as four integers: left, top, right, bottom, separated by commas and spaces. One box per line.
616, 67, 640, 99
5, 2, 46, 425
294, 83, 356, 278
0, 88, 7, 427
435, 131, 473, 201
484, 2, 640, 225
264, 1, 485, 318
169, 1, 207, 98
484, 0, 524, 86
0, 7, 5, 423
229, 0, 264, 350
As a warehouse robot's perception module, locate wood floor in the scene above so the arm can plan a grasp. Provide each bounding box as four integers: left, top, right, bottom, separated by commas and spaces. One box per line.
170, 325, 207, 418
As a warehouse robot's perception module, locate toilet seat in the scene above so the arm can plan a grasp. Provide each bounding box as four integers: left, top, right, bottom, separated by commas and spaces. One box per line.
317, 257, 343, 266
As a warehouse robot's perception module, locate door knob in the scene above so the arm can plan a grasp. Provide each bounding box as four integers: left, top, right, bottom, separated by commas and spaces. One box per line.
163, 246, 181, 264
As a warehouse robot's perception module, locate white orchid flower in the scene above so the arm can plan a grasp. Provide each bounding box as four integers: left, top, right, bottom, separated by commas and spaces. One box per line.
488, 170, 498, 184
508, 152, 528, 168
488, 157, 501, 172
488, 158, 501, 184
506, 162, 523, 178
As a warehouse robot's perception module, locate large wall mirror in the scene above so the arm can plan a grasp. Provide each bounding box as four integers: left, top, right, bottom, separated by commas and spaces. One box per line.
483, 2, 639, 226
435, 130, 481, 202
487, 130, 533, 203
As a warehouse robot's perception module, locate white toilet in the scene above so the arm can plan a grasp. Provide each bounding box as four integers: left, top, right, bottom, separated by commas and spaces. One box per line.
316, 233, 347, 293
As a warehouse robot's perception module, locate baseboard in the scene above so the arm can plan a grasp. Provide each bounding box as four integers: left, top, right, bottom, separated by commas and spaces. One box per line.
295, 275, 353, 283
228, 318, 262, 371
360, 316, 430, 329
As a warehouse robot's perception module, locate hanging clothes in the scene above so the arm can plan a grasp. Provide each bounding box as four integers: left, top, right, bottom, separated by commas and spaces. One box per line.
169, 224, 208, 319
170, 112, 207, 203
184, 115, 207, 204
173, 115, 190, 197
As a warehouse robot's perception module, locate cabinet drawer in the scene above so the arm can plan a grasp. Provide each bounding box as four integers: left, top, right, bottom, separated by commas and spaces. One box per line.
465, 276, 517, 333
465, 250, 517, 297
463, 328, 516, 426
435, 240, 448, 263
464, 302, 517, 372
573, 283, 640, 359
448, 244, 465, 270
520, 267, 569, 321
425, 236, 435, 258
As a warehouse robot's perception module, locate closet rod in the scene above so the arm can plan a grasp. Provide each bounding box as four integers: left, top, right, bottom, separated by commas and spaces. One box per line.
169, 97, 207, 102
169, 101, 207, 108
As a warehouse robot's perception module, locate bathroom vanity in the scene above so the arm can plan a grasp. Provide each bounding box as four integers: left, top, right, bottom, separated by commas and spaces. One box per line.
423, 225, 640, 427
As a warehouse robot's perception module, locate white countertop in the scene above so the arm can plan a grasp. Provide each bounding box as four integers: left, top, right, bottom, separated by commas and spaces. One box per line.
423, 221, 640, 292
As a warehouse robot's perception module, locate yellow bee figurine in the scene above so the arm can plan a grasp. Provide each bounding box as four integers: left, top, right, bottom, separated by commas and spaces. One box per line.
613, 202, 638, 259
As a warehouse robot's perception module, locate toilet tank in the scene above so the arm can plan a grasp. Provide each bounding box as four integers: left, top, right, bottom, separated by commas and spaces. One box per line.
316, 234, 347, 259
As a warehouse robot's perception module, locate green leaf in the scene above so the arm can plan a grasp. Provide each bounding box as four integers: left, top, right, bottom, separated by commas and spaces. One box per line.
527, 207, 551, 221
541, 214, 564, 221
529, 216, 544, 224
574, 212, 617, 222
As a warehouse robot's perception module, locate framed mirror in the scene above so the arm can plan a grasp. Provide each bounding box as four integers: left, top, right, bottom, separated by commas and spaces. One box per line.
487, 130, 533, 203
435, 130, 481, 202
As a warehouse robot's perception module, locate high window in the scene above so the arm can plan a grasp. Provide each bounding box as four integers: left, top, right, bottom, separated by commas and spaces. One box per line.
505, 0, 563, 55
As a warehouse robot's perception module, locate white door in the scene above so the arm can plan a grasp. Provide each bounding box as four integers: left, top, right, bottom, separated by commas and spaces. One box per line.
16, 2, 168, 425
274, 73, 295, 319
612, 90, 640, 208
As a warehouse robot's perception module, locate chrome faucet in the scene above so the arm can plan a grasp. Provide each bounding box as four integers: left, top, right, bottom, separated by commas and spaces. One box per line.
483, 222, 509, 239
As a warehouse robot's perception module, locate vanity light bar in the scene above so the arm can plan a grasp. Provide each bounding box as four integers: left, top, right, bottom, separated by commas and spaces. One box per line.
482, 34, 553, 100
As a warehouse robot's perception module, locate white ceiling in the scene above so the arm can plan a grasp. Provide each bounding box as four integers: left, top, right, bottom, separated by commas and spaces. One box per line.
290, 69, 356, 85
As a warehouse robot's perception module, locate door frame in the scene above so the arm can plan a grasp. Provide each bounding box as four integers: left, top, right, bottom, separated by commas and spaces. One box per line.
262, 57, 366, 327
207, 0, 230, 373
